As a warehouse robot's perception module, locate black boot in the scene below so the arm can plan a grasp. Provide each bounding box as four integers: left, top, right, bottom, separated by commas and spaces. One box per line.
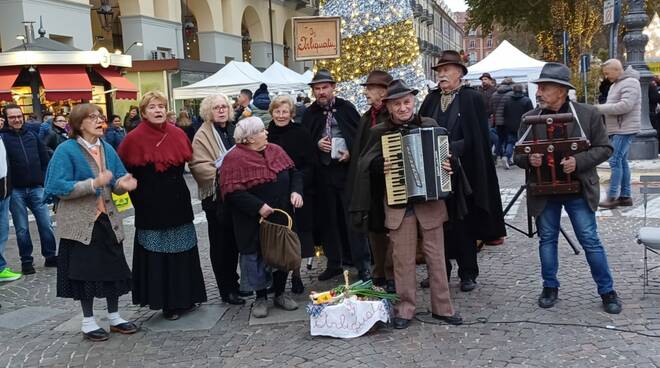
291, 275, 305, 294
538, 287, 558, 309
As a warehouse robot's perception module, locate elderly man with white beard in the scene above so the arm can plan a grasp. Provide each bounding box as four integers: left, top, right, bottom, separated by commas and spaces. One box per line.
418, 50, 506, 293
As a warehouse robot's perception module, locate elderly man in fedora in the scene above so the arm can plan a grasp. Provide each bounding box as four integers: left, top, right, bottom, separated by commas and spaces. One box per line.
419, 50, 506, 293
347, 70, 395, 292
301, 69, 372, 282
513, 62, 622, 314
355, 79, 462, 329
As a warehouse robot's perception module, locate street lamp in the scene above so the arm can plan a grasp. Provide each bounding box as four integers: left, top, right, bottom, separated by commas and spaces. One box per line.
623, 0, 659, 159
125, 41, 143, 54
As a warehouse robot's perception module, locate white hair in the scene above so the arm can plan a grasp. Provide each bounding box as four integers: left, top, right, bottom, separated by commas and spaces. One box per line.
234, 116, 265, 144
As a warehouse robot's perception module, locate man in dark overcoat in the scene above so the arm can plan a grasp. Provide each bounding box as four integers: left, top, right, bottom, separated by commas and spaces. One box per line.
302, 69, 372, 281
419, 50, 506, 292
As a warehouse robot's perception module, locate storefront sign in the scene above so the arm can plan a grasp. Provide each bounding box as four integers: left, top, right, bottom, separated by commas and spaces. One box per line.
293, 16, 341, 61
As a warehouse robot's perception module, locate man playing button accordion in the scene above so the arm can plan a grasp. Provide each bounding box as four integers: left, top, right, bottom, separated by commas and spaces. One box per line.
355, 79, 462, 329
513, 62, 622, 314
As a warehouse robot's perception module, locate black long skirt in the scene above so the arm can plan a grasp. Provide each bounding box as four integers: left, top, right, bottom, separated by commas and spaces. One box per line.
57, 214, 132, 301
131, 238, 207, 311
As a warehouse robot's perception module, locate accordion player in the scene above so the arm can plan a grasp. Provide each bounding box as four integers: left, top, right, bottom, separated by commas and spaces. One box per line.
381, 126, 452, 206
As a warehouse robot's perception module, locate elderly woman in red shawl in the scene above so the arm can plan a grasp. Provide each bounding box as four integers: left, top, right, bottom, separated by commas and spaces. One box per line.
220, 116, 303, 319
118, 91, 207, 321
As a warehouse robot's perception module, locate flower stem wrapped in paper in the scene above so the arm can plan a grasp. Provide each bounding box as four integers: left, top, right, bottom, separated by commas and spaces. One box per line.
307, 271, 399, 338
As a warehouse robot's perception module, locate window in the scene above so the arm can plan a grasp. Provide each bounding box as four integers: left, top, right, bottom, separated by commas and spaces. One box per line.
468, 28, 476, 36
469, 40, 475, 49
469, 52, 476, 63
486, 38, 493, 48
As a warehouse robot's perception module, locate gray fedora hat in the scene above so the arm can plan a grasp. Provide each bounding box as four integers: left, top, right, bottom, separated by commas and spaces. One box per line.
382, 79, 419, 101
532, 62, 575, 89
308, 69, 336, 86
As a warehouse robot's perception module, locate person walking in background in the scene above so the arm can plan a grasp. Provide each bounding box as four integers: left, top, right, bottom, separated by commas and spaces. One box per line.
502, 84, 534, 169
233, 89, 255, 122
0, 122, 21, 282
123, 106, 141, 133
189, 94, 244, 305
220, 116, 303, 318
596, 59, 641, 209
118, 91, 207, 321
103, 115, 126, 150
1, 104, 57, 275
176, 110, 196, 143
251, 83, 272, 123
490, 77, 515, 168
43, 114, 69, 154
266, 95, 318, 294
44, 103, 138, 342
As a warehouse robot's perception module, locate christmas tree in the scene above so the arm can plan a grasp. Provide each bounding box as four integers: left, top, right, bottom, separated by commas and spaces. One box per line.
318, 0, 427, 111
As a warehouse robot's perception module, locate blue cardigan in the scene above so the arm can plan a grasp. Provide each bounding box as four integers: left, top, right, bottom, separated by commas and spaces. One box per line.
43, 139, 127, 204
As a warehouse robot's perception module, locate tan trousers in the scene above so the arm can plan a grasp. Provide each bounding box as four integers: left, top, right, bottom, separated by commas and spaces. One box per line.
369, 232, 393, 280
390, 213, 454, 320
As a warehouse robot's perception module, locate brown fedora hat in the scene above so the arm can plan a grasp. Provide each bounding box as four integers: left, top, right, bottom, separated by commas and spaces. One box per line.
382, 79, 419, 101
308, 69, 336, 86
360, 70, 394, 87
432, 50, 468, 75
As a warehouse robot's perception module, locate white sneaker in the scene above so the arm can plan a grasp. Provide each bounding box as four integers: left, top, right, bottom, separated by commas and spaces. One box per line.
252, 298, 269, 318
502, 157, 510, 170
274, 294, 298, 311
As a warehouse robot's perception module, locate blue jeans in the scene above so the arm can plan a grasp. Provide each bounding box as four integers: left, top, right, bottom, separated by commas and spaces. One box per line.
0, 196, 10, 270
536, 197, 614, 295
489, 127, 499, 155
608, 134, 634, 198
9, 187, 56, 265
504, 132, 517, 162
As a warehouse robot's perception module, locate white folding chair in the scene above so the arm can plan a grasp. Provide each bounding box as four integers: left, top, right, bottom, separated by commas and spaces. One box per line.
637, 175, 660, 297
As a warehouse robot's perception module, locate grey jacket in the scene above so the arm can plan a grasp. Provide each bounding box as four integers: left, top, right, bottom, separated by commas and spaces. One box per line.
596, 66, 641, 135
54, 141, 127, 245
514, 101, 613, 216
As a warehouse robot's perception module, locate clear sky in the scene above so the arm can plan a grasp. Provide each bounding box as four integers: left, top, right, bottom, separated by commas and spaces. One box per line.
444, 0, 467, 12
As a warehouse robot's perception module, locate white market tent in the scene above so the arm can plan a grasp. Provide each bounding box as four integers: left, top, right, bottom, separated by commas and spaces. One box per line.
300, 70, 313, 84
262, 61, 309, 90
464, 40, 546, 100
173, 60, 309, 100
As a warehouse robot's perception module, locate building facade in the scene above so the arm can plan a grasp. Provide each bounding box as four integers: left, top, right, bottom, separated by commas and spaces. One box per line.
0, 0, 318, 72
454, 11, 499, 65
413, 0, 464, 79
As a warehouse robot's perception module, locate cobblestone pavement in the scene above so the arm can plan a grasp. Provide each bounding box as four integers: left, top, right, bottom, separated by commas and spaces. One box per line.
1, 165, 660, 368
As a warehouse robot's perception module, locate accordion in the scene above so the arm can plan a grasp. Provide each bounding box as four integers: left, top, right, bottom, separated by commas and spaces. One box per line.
381, 127, 452, 206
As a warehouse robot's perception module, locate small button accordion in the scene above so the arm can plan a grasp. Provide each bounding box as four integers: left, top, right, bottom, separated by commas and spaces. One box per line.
381, 127, 452, 206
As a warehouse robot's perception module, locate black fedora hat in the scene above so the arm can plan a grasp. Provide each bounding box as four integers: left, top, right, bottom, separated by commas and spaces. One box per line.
532, 62, 575, 89
432, 50, 468, 76
479, 72, 494, 81
382, 79, 418, 101
360, 70, 394, 87
308, 69, 336, 86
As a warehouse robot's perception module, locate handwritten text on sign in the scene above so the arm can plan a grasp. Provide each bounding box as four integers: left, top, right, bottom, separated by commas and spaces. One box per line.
293, 16, 341, 61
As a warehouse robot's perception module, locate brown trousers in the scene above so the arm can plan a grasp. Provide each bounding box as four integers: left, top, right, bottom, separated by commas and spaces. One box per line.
390, 214, 454, 320
369, 232, 393, 280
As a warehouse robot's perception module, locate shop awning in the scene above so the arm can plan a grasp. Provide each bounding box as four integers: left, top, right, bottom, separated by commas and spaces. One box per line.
94, 67, 138, 100
0, 67, 21, 102
39, 66, 92, 101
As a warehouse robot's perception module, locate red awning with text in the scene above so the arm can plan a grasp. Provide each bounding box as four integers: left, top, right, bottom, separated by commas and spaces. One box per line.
95, 67, 138, 100
39, 66, 93, 101
0, 67, 21, 102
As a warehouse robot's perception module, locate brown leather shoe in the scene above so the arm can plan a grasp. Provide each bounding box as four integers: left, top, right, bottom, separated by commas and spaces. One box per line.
617, 197, 633, 206
598, 197, 619, 209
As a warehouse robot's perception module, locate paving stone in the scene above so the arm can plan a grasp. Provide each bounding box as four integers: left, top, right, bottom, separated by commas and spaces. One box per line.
142, 305, 227, 332
0, 306, 67, 329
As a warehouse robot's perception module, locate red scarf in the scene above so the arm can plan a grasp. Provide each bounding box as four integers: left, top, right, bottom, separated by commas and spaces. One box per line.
370, 103, 384, 127
220, 143, 294, 198
117, 119, 192, 172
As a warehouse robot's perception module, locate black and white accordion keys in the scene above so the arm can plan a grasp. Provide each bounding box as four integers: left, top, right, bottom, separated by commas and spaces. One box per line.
381, 127, 452, 206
